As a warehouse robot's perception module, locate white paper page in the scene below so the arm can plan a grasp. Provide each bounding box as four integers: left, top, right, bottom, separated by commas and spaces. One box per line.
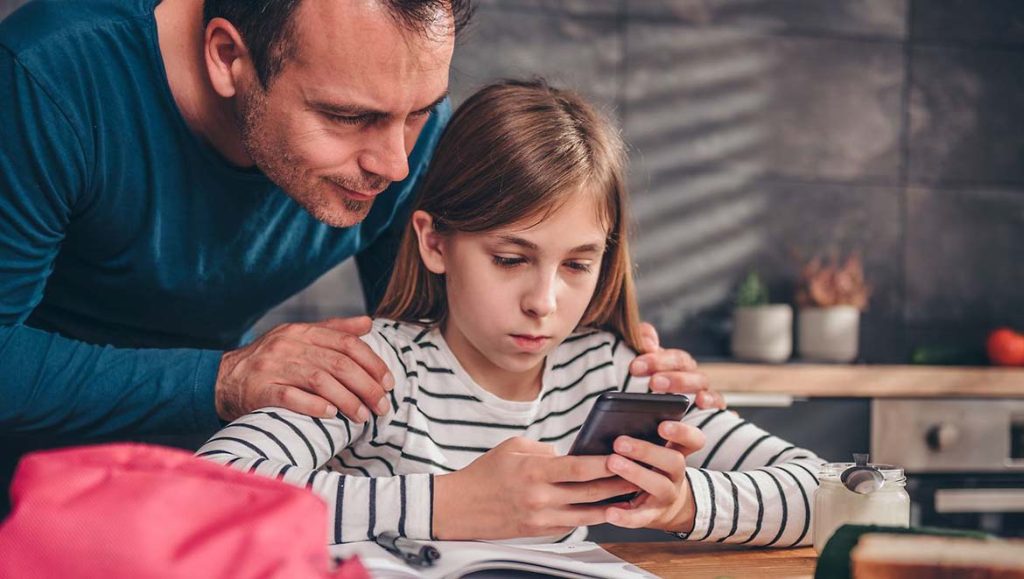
330, 540, 658, 579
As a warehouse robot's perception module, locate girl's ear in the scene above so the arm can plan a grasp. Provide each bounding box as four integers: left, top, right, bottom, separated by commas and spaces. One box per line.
411, 210, 446, 275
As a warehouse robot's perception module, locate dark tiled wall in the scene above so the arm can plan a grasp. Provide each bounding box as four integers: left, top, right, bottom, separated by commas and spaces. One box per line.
3, 1, 1020, 362
449, 0, 1024, 363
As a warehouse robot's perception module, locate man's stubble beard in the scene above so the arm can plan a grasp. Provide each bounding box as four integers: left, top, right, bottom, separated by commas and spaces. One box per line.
237, 85, 376, 228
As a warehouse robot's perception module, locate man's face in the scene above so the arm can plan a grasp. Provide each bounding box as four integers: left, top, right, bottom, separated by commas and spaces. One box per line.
237, 0, 453, 227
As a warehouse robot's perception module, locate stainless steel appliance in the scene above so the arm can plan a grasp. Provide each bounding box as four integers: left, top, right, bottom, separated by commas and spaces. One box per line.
872, 399, 1024, 536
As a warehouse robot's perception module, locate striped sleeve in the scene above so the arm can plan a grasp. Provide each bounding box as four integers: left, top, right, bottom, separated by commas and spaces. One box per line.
195, 323, 434, 544
679, 407, 824, 547
196, 409, 434, 544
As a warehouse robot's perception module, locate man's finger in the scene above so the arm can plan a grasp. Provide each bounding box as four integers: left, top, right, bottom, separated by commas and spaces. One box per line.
298, 326, 394, 390
264, 384, 351, 422
648, 370, 709, 394
695, 389, 727, 410
631, 348, 698, 375
306, 345, 391, 416
314, 315, 374, 336
547, 455, 615, 483
284, 361, 372, 422
638, 322, 660, 353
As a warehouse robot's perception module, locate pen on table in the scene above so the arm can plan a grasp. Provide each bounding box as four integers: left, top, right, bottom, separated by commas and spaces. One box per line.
374, 532, 441, 567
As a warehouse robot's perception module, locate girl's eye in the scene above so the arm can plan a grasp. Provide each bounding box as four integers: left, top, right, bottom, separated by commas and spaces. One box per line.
493, 255, 526, 268
565, 261, 593, 274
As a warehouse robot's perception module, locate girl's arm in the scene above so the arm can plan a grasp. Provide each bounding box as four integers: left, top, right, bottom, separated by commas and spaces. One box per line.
678, 407, 824, 547
195, 408, 435, 544
196, 324, 434, 544
612, 338, 822, 547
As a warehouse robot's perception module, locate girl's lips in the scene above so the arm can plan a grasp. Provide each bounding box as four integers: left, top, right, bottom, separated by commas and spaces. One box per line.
511, 334, 551, 352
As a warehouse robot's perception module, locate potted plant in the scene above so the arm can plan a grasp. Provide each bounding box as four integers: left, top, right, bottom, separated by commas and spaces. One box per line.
795, 253, 871, 363
731, 272, 793, 363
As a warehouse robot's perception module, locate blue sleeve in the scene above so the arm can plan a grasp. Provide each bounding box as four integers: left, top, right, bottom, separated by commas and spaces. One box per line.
356, 98, 451, 311
0, 46, 222, 437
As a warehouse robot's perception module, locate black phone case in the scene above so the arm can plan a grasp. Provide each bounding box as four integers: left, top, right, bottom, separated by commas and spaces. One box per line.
569, 392, 692, 505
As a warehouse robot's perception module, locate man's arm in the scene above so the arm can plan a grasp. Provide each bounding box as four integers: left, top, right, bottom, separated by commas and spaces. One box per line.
0, 46, 228, 438
0, 325, 223, 437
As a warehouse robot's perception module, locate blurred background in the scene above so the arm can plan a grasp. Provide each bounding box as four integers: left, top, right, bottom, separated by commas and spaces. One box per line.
1, 0, 1018, 359
260, 0, 1021, 365
3, 0, 1015, 363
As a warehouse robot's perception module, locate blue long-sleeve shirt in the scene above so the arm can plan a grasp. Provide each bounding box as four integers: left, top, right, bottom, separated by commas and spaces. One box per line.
0, 0, 449, 439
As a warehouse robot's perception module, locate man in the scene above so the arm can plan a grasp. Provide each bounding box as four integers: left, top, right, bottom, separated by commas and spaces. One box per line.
0, 0, 717, 465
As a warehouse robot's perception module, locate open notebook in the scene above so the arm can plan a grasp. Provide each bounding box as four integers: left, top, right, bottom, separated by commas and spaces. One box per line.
329, 540, 658, 579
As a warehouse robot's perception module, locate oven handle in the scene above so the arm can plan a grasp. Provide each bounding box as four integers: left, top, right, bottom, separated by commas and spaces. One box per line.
934, 489, 1024, 514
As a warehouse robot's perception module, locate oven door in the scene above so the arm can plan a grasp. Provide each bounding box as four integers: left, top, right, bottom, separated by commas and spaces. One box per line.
872, 399, 1024, 538
909, 474, 1024, 536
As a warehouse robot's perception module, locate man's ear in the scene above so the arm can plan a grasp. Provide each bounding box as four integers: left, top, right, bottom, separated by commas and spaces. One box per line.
203, 17, 252, 98
411, 210, 447, 275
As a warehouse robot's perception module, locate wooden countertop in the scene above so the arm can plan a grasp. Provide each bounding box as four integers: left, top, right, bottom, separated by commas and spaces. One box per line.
702, 363, 1024, 398
603, 542, 817, 579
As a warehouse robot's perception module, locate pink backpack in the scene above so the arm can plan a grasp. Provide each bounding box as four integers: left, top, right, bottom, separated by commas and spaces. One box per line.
0, 443, 368, 579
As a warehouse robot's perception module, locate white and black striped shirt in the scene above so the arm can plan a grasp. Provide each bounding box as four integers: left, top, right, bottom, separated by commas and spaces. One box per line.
197, 319, 823, 546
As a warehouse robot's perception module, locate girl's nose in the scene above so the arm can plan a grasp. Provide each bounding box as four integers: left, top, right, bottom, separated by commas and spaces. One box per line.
522, 273, 557, 318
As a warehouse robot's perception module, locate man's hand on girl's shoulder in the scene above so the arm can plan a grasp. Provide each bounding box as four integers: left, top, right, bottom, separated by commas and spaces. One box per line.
214, 316, 395, 422
630, 322, 726, 410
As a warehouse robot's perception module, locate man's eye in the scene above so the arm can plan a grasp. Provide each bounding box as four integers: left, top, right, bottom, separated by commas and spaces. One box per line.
493, 256, 526, 267
330, 114, 365, 125
565, 261, 593, 273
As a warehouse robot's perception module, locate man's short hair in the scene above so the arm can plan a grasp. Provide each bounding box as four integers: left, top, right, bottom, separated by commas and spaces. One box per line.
203, 0, 473, 88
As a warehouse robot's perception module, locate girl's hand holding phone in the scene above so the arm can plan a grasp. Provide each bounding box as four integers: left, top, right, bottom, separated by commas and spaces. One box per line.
432, 437, 640, 540
604, 420, 707, 533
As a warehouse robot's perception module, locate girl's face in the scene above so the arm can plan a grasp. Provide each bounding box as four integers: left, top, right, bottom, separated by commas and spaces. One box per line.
414, 193, 609, 394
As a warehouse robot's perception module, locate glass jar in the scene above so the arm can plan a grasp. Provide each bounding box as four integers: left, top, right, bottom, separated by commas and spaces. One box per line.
812, 461, 910, 553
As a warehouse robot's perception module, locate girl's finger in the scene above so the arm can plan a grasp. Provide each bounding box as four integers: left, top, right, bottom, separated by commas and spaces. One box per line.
555, 504, 619, 529
607, 454, 676, 502
658, 421, 705, 456
613, 436, 687, 483
605, 503, 657, 529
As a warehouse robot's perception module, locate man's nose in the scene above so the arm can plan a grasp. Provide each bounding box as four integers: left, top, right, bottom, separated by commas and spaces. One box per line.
360, 123, 411, 184
522, 272, 558, 318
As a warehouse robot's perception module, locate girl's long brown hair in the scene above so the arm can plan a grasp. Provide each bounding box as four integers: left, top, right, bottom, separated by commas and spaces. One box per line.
376, 79, 646, 353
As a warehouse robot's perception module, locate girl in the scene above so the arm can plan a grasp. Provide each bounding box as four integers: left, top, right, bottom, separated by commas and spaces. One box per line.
197, 80, 823, 545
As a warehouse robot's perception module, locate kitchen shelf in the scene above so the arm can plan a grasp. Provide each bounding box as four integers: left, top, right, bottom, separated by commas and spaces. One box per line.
703, 363, 1024, 398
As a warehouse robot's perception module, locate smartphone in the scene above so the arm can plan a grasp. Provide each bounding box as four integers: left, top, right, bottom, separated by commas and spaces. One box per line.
569, 392, 692, 504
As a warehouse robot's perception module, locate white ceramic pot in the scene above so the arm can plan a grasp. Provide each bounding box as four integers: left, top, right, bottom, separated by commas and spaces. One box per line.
798, 306, 860, 363
731, 305, 793, 363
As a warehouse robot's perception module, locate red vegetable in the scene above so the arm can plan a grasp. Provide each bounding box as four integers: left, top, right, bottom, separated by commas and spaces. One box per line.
987, 328, 1024, 367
